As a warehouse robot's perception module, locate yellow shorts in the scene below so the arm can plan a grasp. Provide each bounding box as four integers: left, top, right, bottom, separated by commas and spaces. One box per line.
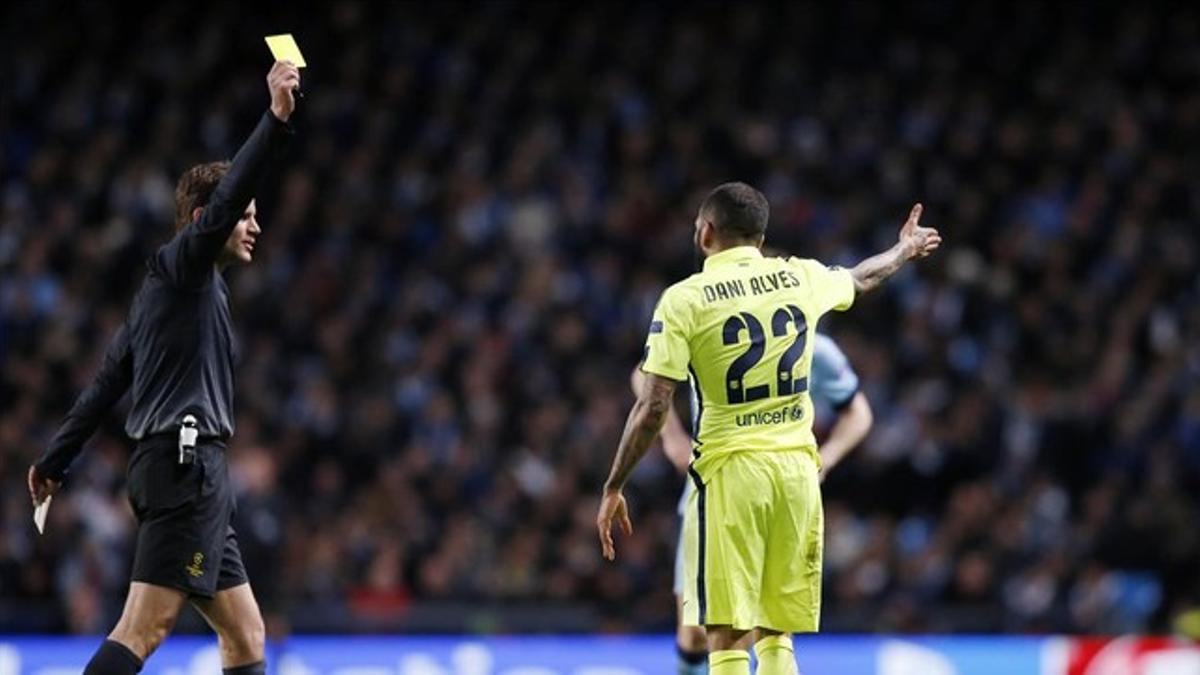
680, 450, 823, 633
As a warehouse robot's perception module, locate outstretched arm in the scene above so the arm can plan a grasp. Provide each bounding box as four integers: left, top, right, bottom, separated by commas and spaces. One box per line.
598, 371, 679, 560
29, 324, 133, 503
158, 61, 299, 286
850, 204, 941, 294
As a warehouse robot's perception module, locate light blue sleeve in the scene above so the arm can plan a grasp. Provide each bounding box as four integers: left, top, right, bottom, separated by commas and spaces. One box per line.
810, 333, 860, 409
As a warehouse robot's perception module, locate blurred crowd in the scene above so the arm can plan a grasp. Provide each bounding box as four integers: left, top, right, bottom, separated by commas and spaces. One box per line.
2, 1, 1199, 635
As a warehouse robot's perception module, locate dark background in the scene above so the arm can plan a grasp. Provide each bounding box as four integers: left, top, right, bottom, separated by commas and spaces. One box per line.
2, 1, 1199, 635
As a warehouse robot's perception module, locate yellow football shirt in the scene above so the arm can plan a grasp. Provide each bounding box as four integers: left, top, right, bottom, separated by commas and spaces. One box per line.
642, 246, 855, 480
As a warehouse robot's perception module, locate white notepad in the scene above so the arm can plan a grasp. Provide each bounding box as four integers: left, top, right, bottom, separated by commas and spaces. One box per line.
33, 495, 51, 534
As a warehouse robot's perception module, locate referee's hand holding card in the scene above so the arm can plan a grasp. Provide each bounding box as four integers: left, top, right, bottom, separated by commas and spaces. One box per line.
268, 59, 301, 123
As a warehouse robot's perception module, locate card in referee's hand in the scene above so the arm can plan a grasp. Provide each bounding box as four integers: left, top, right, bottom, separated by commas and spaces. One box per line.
33, 495, 51, 534
264, 34, 306, 67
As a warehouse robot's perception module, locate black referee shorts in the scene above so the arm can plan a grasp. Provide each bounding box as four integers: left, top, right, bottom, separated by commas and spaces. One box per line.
126, 436, 247, 598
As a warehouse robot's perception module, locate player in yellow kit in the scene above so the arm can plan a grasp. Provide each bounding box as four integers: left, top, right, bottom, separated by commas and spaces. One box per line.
597, 183, 940, 675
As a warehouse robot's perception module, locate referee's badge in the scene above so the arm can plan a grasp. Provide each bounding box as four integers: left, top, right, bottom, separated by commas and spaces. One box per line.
185, 552, 205, 578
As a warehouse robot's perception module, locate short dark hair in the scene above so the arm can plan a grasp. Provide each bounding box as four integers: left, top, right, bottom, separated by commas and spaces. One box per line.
173, 161, 231, 232
699, 182, 769, 242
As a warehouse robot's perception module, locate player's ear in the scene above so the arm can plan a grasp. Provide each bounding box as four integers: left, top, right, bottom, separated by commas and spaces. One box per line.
191, 207, 204, 224
699, 219, 717, 252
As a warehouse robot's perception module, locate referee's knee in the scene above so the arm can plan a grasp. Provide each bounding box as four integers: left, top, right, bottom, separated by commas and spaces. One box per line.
109, 614, 176, 660
218, 613, 265, 665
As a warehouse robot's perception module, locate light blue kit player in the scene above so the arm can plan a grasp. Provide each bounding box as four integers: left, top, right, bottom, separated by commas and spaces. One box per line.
633, 333, 873, 675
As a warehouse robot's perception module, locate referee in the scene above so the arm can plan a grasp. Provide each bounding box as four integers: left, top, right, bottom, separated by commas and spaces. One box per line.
26, 61, 299, 675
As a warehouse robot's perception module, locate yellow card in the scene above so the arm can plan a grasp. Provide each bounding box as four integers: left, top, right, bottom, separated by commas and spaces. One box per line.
265, 34, 306, 68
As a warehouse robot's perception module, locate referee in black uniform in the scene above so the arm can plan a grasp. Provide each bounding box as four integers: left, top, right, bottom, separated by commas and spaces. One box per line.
27, 60, 299, 675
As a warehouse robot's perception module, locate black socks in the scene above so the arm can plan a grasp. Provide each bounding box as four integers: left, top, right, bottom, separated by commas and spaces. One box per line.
224, 661, 267, 675
83, 640, 143, 675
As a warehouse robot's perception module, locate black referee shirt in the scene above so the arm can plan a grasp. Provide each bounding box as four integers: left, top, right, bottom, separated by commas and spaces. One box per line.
36, 111, 292, 480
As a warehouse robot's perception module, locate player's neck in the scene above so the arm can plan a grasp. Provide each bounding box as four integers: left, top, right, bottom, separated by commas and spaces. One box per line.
705, 241, 760, 258
706, 233, 761, 254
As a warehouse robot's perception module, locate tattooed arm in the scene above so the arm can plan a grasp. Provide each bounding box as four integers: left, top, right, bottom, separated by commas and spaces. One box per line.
598, 372, 679, 560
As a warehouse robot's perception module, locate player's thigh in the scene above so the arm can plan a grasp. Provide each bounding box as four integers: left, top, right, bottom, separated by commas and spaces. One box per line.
689, 457, 773, 630
760, 452, 823, 633
754, 626, 786, 642
706, 625, 754, 652
110, 582, 189, 657
190, 582, 266, 661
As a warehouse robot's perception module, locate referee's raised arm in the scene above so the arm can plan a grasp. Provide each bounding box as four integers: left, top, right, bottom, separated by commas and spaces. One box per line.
155, 61, 300, 288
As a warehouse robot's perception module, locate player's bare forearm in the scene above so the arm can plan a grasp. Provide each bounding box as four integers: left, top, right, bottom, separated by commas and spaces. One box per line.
850, 244, 910, 294
628, 367, 692, 473
604, 373, 678, 491
604, 398, 669, 491
850, 203, 941, 294
819, 392, 873, 481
